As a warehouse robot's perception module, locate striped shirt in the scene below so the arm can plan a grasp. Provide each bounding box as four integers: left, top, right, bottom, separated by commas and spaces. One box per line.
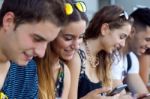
1, 60, 38, 99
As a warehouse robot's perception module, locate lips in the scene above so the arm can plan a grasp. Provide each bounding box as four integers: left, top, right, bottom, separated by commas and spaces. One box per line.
141, 48, 146, 53
66, 51, 75, 56
139, 46, 147, 53
64, 50, 75, 56
112, 46, 121, 53
136, 47, 146, 55
23, 52, 33, 61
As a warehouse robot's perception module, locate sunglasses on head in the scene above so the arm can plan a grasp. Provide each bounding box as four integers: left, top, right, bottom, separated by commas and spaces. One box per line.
65, 1, 86, 15
119, 11, 129, 20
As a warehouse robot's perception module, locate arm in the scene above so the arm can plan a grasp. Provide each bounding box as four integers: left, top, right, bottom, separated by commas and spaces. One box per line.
111, 53, 136, 99
67, 52, 119, 99
61, 65, 71, 99
66, 52, 81, 99
126, 73, 149, 94
139, 55, 150, 87
80, 87, 119, 99
125, 52, 148, 93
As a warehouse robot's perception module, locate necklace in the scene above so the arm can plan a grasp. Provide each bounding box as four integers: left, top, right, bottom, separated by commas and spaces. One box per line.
84, 41, 99, 68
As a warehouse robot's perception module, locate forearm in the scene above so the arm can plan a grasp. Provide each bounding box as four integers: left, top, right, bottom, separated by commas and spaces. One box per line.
126, 74, 149, 94
139, 55, 150, 84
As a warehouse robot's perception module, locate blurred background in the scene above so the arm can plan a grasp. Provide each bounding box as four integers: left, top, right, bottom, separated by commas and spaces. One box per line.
77, 0, 150, 20
0, 0, 150, 20
0, 0, 150, 81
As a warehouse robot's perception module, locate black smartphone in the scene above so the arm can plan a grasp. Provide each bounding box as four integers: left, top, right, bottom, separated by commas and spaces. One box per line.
107, 84, 127, 96
145, 48, 150, 55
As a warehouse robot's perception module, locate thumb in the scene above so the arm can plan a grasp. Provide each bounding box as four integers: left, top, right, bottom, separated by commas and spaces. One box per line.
136, 93, 150, 99
94, 87, 111, 94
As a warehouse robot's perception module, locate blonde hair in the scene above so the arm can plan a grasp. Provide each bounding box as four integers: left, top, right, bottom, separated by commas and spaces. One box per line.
96, 51, 112, 87
35, 44, 56, 99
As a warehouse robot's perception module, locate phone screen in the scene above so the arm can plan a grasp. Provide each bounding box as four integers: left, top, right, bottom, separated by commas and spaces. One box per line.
107, 84, 127, 96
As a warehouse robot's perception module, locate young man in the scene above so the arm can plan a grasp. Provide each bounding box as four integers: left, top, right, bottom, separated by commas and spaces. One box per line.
112, 8, 150, 98
0, 0, 67, 98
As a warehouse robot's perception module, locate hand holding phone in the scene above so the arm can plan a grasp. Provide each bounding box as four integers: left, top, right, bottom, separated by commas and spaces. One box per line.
107, 84, 127, 96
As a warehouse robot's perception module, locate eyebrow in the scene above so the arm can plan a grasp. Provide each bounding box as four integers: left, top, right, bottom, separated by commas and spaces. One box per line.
62, 33, 73, 37
63, 33, 84, 38
33, 34, 47, 41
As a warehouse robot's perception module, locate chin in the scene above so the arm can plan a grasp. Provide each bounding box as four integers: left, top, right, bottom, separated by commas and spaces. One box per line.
14, 60, 29, 66
139, 51, 145, 56
136, 49, 144, 56
107, 49, 113, 54
137, 53, 141, 56
63, 56, 73, 61
135, 51, 141, 56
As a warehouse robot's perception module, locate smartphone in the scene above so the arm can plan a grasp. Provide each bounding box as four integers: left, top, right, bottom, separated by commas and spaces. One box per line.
145, 48, 150, 55
107, 84, 127, 96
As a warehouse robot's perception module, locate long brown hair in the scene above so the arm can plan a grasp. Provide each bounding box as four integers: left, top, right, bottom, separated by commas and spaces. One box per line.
36, 0, 88, 99
84, 5, 132, 87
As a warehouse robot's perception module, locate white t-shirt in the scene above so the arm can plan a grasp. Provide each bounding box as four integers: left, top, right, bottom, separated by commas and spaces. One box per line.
112, 52, 139, 80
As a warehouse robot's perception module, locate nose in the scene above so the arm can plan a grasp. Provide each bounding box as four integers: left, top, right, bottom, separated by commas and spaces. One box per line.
71, 39, 81, 50
146, 43, 150, 48
34, 42, 48, 58
120, 40, 125, 47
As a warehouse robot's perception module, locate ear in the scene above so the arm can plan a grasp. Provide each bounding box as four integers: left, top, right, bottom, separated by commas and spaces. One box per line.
129, 26, 136, 38
3, 12, 15, 31
101, 23, 110, 36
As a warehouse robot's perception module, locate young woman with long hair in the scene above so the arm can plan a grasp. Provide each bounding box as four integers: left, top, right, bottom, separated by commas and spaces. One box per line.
66, 5, 132, 99
35, 0, 88, 99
